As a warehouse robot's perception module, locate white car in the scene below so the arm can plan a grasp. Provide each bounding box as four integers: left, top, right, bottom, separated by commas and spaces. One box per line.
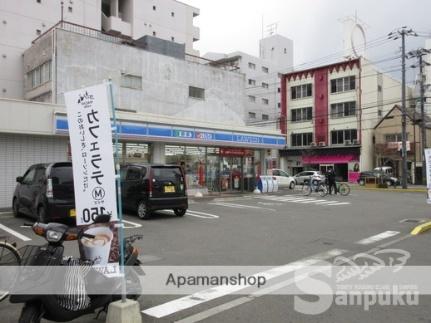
268, 169, 296, 189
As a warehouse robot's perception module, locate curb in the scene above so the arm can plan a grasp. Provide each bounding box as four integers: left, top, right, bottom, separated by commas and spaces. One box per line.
354, 187, 426, 193
411, 221, 431, 235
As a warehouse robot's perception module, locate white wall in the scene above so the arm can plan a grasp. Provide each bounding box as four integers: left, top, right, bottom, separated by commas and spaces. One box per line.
0, 0, 101, 100
131, 0, 200, 56
50, 29, 245, 125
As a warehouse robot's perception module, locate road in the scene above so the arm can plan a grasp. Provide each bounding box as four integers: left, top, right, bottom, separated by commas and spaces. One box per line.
0, 187, 430, 323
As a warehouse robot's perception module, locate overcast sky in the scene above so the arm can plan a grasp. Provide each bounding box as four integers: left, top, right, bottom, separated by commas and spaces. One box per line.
182, 0, 431, 80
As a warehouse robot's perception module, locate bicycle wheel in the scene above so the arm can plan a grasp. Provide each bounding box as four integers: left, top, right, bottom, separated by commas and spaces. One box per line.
301, 185, 312, 196
318, 184, 328, 197
0, 241, 21, 302
338, 183, 350, 196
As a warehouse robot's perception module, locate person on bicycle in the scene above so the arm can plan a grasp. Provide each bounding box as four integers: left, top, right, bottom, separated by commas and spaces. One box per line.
327, 167, 337, 195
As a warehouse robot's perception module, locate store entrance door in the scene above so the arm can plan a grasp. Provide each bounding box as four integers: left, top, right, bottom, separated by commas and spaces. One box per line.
320, 164, 334, 175
220, 156, 243, 192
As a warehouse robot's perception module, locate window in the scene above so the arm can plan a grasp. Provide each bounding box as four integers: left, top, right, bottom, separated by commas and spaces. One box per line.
378, 109, 383, 117
291, 83, 312, 99
330, 101, 356, 118
29, 60, 51, 89
262, 98, 269, 105
248, 95, 256, 102
278, 102, 281, 108
68, 6, 72, 12
36, 29, 41, 35
378, 85, 382, 92
291, 133, 313, 147
189, 86, 205, 99
126, 167, 141, 181
284, 48, 287, 54
291, 107, 312, 122
277, 87, 280, 93
262, 114, 269, 121
121, 74, 142, 90
248, 79, 256, 86
152, 31, 156, 36
171, 12, 175, 17
248, 62, 256, 69
330, 76, 355, 93
262, 66, 269, 73
36, 0, 41, 3
248, 112, 256, 119
331, 129, 357, 145
153, 5, 156, 10
22, 168, 36, 185
171, 36, 175, 41
385, 133, 404, 142
262, 82, 269, 89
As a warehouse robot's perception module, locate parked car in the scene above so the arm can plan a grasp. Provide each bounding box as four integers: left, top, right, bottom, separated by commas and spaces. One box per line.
268, 169, 296, 189
121, 164, 188, 219
357, 170, 399, 187
12, 162, 75, 223
294, 171, 326, 185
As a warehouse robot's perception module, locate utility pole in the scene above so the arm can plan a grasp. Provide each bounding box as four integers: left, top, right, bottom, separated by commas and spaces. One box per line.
388, 27, 417, 189
408, 48, 431, 184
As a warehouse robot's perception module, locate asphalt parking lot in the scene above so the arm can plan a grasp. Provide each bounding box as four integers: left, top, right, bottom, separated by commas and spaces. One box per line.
0, 187, 431, 323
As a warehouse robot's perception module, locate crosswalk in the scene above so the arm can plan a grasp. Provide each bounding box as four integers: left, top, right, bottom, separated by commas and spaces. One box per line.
254, 194, 351, 207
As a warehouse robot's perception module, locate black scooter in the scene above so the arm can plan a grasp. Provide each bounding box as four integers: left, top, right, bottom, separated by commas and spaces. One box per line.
9, 216, 143, 323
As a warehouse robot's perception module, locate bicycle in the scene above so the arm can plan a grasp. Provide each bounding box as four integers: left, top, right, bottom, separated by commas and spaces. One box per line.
322, 182, 351, 196
301, 178, 328, 197
0, 240, 22, 302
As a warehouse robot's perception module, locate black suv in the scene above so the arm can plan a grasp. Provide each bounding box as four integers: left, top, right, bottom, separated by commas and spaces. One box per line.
12, 162, 75, 223
121, 164, 188, 219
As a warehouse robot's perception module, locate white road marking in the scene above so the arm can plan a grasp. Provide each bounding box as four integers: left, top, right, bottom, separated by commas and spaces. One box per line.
324, 202, 351, 206
297, 199, 327, 204
176, 234, 413, 323
210, 202, 276, 212
0, 223, 31, 241
122, 220, 142, 229
141, 249, 346, 318
356, 231, 400, 245
162, 210, 219, 219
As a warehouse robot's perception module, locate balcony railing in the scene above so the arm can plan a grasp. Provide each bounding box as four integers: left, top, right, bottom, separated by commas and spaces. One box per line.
375, 142, 415, 155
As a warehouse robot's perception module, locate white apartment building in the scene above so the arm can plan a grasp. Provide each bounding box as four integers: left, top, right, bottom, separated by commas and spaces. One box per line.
204, 34, 294, 129
0, 0, 200, 100
279, 57, 414, 182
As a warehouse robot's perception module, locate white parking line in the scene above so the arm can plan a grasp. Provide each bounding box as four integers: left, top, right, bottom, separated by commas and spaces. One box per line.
162, 210, 219, 219
0, 223, 31, 241
210, 202, 276, 212
356, 231, 400, 245
141, 249, 346, 318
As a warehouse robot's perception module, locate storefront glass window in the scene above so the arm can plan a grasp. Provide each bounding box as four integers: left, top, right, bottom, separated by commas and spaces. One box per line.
119, 143, 150, 164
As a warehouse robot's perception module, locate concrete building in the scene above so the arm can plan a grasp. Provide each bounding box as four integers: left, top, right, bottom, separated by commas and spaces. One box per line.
0, 23, 286, 208
0, 0, 200, 100
374, 105, 431, 184
204, 34, 294, 130
279, 57, 414, 182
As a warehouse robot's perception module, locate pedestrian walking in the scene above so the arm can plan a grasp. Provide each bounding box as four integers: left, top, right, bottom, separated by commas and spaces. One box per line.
327, 168, 337, 195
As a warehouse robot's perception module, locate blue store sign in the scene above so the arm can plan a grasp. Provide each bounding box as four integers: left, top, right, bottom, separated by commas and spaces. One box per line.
55, 115, 286, 148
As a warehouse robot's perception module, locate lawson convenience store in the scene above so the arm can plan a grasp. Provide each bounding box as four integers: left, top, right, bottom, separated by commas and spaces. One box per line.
55, 113, 286, 193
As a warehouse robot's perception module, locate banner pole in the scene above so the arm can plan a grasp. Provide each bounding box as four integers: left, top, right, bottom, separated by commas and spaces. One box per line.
107, 80, 126, 302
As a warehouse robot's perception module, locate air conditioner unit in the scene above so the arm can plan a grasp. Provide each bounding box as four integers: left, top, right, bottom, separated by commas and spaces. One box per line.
344, 140, 352, 145
318, 141, 326, 147
310, 142, 316, 147
352, 139, 360, 145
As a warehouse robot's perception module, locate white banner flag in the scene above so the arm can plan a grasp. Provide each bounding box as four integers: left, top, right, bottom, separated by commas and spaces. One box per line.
425, 148, 431, 204
64, 83, 118, 226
